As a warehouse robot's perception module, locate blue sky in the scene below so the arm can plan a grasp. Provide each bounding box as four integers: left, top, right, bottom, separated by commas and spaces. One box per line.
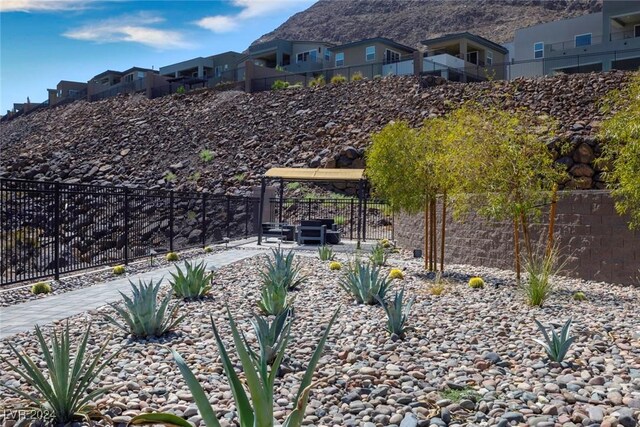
0, 0, 315, 112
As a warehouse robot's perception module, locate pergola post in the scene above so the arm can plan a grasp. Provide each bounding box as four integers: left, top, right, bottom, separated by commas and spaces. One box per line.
278, 178, 284, 224
257, 177, 266, 245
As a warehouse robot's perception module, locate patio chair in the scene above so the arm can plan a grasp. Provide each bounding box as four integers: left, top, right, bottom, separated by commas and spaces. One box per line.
297, 220, 327, 245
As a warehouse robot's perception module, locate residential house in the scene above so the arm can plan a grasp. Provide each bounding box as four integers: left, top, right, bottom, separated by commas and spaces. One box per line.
511, 0, 640, 77
329, 37, 416, 79
421, 32, 509, 81
245, 38, 335, 73
87, 67, 160, 101
159, 51, 246, 86
47, 80, 87, 106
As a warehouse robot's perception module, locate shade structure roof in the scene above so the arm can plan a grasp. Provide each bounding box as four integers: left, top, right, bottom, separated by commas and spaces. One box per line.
264, 168, 365, 182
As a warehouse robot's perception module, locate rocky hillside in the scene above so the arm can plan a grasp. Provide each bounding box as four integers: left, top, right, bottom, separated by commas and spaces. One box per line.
0, 71, 631, 195
253, 0, 602, 47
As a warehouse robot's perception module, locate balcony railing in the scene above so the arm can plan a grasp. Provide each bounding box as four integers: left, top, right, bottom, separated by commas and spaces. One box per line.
609, 28, 640, 41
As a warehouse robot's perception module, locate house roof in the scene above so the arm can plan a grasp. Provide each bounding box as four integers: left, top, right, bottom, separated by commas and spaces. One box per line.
265, 168, 365, 182
421, 32, 508, 54
331, 37, 417, 53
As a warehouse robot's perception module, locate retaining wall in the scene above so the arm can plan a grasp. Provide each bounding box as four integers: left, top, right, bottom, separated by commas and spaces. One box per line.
395, 191, 639, 285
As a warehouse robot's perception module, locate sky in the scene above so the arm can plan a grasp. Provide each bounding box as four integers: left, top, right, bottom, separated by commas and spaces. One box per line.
0, 0, 316, 113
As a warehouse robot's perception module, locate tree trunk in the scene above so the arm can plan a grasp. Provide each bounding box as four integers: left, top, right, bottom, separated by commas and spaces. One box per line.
520, 211, 533, 260
431, 198, 437, 271
440, 192, 447, 272
424, 202, 429, 270
546, 184, 558, 256
514, 215, 521, 282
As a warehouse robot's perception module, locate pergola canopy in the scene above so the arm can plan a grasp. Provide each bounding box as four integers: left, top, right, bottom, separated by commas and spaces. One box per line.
264, 167, 365, 182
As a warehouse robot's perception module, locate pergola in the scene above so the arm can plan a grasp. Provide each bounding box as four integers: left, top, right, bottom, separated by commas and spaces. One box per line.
257, 167, 367, 245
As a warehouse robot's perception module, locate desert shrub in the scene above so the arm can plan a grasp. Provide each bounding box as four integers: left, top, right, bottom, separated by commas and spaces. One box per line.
0, 323, 116, 424
31, 282, 51, 295
169, 260, 213, 299
199, 149, 214, 162
113, 265, 125, 275
334, 215, 346, 225
131, 307, 340, 427
318, 245, 335, 261
522, 247, 564, 307
165, 252, 179, 261
389, 268, 404, 280
330, 74, 347, 84
533, 318, 575, 362
105, 279, 184, 338
164, 172, 177, 182
329, 261, 342, 271
573, 291, 586, 301
468, 277, 484, 289
376, 288, 414, 339
176, 85, 186, 94
204, 246, 213, 253
271, 80, 290, 90
339, 260, 392, 305
308, 75, 326, 87
286, 182, 301, 190
369, 243, 388, 266
351, 71, 364, 82
429, 271, 447, 295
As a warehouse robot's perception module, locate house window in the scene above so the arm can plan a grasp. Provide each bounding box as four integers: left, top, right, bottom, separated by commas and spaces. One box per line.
137, 71, 145, 78
335, 52, 344, 67
575, 33, 592, 47
325, 50, 331, 61
123, 74, 133, 83
68, 90, 79, 96
466, 51, 479, 65
296, 50, 318, 63
366, 46, 375, 61
534, 42, 544, 59
384, 49, 401, 64
215, 66, 222, 77
635, 24, 640, 38
486, 51, 493, 65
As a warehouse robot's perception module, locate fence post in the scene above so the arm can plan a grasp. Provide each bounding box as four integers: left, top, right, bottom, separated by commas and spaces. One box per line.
363, 197, 368, 241
245, 197, 249, 237
350, 198, 354, 240
169, 190, 175, 252
124, 187, 129, 265
226, 195, 231, 238
201, 193, 207, 247
307, 199, 312, 220
53, 182, 61, 280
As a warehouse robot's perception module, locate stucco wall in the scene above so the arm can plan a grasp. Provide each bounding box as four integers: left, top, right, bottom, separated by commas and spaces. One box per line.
395, 191, 639, 285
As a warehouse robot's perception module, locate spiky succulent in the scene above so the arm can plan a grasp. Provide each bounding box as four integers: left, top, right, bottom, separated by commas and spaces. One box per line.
533, 318, 576, 362
339, 260, 392, 305
318, 245, 335, 261
243, 308, 293, 366
376, 288, 415, 339
105, 278, 185, 338
169, 260, 213, 299
259, 248, 307, 291
369, 243, 388, 266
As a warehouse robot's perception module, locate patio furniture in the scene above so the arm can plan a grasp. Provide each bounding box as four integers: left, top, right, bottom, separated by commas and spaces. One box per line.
261, 222, 296, 241
297, 220, 327, 245
316, 218, 341, 244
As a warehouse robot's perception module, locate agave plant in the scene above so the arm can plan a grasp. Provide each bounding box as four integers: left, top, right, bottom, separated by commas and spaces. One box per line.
258, 279, 291, 316
369, 243, 388, 266
105, 278, 185, 338
131, 306, 340, 427
533, 318, 576, 362
169, 260, 213, 299
317, 245, 335, 261
260, 248, 307, 291
243, 307, 293, 366
0, 323, 116, 424
376, 288, 415, 339
339, 260, 392, 305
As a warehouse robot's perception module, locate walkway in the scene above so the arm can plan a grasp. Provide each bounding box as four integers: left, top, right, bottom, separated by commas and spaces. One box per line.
0, 249, 261, 339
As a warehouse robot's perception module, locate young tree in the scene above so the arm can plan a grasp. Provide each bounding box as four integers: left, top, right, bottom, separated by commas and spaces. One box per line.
366, 120, 449, 271
598, 73, 640, 230
446, 103, 564, 280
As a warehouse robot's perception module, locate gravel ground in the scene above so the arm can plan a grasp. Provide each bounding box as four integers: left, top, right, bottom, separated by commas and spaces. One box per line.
0, 247, 223, 307
1, 252, 639, 427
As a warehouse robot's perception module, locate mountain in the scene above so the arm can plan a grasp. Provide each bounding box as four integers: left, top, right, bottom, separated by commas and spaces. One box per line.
252, 0, 602, 47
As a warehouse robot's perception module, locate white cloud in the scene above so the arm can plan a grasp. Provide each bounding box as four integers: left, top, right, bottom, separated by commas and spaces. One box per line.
196, 0, 313, 33
0, 0, 91, 12
63, 13, 191, 50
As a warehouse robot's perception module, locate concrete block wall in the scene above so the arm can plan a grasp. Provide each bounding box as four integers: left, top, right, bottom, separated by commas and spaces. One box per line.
395, 190, 639, 285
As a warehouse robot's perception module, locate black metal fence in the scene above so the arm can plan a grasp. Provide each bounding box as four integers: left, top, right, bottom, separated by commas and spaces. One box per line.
0, 179, 260, 285
268, 197, 393, 241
